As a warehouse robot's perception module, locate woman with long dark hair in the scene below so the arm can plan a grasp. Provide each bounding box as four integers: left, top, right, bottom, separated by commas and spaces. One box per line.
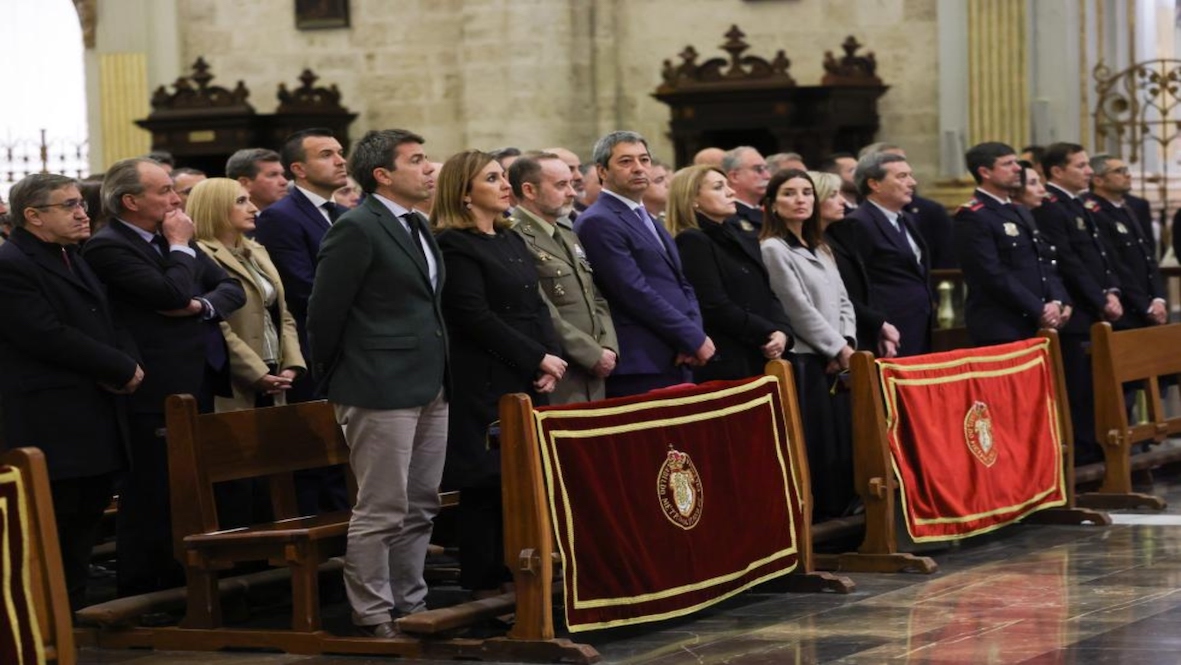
758, 169, 856, 521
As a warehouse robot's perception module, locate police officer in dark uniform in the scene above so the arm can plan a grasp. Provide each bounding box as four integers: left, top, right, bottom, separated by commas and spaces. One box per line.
1083, 154, 1167, 329
1034, 142, 1124, 465
955, 142, 1070, 346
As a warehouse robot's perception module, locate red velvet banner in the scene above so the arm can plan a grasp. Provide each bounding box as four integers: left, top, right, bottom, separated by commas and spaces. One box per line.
0, 465, 45, 665
877, 339, 1066, 542
533, 376, 804, 632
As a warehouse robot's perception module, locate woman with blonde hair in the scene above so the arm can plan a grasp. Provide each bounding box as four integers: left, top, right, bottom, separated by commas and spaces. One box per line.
759, 168, 856, 521
815, 170, 899, 358
189, 178, 305, 412
667, 164, 791, 381
431, 150, 565, 597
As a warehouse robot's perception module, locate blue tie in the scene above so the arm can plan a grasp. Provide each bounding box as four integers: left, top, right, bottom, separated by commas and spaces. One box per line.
635, 207, 666, 253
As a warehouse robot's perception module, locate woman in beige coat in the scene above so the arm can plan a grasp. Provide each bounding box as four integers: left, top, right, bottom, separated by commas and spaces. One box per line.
189, 178, 305, 412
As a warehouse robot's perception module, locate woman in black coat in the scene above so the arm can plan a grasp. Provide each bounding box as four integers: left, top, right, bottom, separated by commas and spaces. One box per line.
431, 150, 566, 596
668, 165, 792, 381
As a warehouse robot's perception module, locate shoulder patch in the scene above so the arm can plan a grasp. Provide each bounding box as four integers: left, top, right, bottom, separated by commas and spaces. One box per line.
1083, 199, 1100, 212
958, 198, 984, 213
1045, 192, 1059, 203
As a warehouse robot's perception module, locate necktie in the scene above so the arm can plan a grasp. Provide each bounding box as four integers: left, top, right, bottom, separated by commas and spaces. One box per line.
895, 212, 921, 263
60, 246, 73, 273
552, 224, 574, 261
634, 207, 666, 253
151, 234, 171, 257
323, 202, 343, 223
403, 213, 429, 265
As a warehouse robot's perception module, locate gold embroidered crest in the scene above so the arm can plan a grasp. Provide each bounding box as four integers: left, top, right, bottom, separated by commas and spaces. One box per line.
657, 446, 704, 529
1003, 222, 1019, 237
964, 401, 998, 467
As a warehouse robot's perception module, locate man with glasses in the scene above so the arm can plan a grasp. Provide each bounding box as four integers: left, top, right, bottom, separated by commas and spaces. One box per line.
0, 173, 143, 610
1084, 154, 1165, 328
722, 146, 771, 235
83, 157, 245, 598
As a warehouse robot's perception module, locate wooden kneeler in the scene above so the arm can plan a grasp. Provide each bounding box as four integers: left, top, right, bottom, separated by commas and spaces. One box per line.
1075, 322, 1181, 510
816, 330, 1108, 575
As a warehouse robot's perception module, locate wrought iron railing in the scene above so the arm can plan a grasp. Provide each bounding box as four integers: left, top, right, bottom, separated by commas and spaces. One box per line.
0, 129, 89, 191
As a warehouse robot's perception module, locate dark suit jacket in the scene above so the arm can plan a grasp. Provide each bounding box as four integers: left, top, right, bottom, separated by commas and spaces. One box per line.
954, 191, 1069, 344
906, 194, 957, 269
825, 216, 886, 352
1032, 184, 1121, 335
727, 201, 763, 237
253, 188, 332, 399
307, 197, 448, 410
437, 227, 560, 488
1084, 194, 1164, 329
675, 216, 792, 381
0, 228, 137, 480
573, 193, 706, 377
847, 201, 933, 356
1124, 193, 1155, 257
82, 220, 245, 414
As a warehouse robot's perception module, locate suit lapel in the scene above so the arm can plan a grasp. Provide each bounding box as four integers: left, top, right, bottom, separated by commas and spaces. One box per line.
865, 204, 912, 256
289, 188, 332, 233
199, 240, 256, 289
15, 232, 92, 295
110, 219, 169, 267
514, 214, 573, 269
604, 195, 680, 271
368, 198, 432, 285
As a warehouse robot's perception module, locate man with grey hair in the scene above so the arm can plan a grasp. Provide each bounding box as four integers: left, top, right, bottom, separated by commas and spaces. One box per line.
226, 147, 289, 211
83, 157, 245, 597
1083, 153, 1165, 328
307, 129, 446, 638
722, 146, 770, 233
0, 173, 142, 610
859, 142, 957, 268
845, 151, 932, 356
574, 130, 713, 396
510, 152, 618, 403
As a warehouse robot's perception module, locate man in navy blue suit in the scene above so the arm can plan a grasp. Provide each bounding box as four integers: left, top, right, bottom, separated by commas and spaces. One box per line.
846, 151, 933, 356
573, 131, 714, 397
253, 128, 349, 513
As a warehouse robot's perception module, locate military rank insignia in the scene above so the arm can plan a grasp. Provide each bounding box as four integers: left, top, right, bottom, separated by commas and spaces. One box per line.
1003, 222, 1019, 236
1116, 222, 1129, 234
739, 220, 754, 232
959, 199, 984, 213
1075, 217, 1086, 231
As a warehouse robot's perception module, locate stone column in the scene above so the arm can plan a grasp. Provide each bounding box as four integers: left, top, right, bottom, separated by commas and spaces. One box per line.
967, 0, 1030, 149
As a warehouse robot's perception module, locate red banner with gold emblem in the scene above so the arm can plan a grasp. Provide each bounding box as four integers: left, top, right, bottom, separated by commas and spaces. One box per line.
533, 376, 804, 632
876, 339, 1066, 542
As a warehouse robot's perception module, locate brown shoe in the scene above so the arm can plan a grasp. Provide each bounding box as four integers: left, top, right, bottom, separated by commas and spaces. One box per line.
355, 621, 401, 639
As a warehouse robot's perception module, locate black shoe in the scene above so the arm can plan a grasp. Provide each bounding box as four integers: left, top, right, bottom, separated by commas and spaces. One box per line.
355, 621, 402, 639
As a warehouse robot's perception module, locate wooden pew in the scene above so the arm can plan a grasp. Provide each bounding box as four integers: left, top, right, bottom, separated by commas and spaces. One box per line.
818, 330, 1109, 574
163, 394, 354, 635
1081, 322, 1181, 510
479, 361, 850, 662
0, 447, 76, 665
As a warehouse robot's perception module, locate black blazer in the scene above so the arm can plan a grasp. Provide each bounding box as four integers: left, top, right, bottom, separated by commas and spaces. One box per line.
437, 227, 561, 489
825, 216, 886, 352
674, 216, 793, 381
1124, 193, 1155, 257
906, 194, 957, 269
954, 191, 1069, 345
82, 220, 245, 413
0, 228, 137, 480
1032, 184, 1121, 335
1084, 194, 1164, 329
847, 201, 933, 356
727, 201, 764, 237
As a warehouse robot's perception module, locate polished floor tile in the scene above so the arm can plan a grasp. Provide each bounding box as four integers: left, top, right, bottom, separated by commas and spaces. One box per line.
77, 475, 1181, 664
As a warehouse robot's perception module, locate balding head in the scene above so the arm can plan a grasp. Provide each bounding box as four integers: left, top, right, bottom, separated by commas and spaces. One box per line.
544, 147, 585, 195
693, 147, 726, 168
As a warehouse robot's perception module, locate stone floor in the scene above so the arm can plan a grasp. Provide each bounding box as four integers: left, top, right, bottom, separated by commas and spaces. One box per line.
78, 476, 1181, 664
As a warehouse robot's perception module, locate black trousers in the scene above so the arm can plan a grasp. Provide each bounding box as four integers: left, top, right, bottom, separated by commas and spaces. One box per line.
457, 486, 511, 591
115, 413, 184, 596
51, 472, 119, 610
1060, 333, 1104, 466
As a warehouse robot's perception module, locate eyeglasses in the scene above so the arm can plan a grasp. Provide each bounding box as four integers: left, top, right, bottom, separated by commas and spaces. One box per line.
33, 198, 88, 213
747, 164, 770, 174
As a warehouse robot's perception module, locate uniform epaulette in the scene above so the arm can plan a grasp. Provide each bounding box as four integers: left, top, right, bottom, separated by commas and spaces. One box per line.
958, 198, 984, 213
1082, 198, 1100, 212
1045, 192, 1059, 203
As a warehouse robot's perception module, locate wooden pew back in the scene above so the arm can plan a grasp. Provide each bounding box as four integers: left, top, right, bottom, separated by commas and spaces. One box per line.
1, 447, 76, 665
165, 395, 352, 561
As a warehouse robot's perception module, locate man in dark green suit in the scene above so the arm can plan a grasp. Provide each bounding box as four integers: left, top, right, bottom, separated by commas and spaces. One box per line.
307, 129, 447, 638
